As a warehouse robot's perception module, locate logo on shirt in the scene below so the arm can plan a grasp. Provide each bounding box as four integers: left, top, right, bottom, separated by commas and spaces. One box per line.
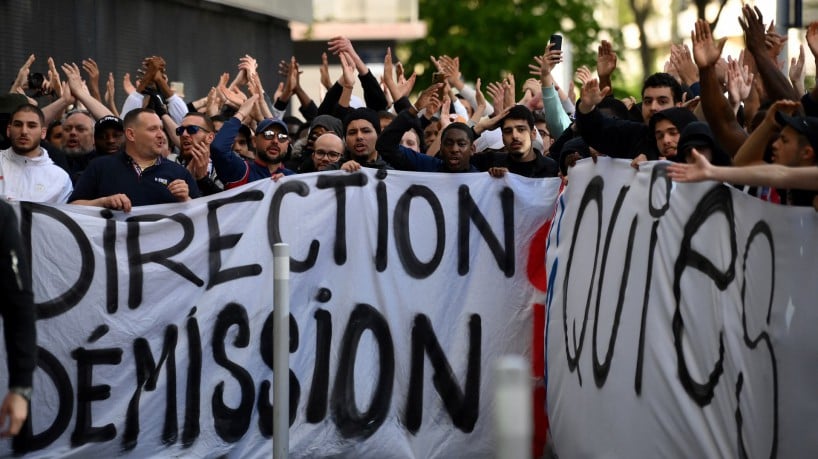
155, 177, 169, 186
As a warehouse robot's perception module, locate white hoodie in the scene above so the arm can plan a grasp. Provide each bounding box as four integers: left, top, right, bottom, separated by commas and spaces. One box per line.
0, 147, 73, 203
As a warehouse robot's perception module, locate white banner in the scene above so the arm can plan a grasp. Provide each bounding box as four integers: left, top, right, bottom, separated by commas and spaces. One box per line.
547, 158, 818, 458
0, 169, 558, 458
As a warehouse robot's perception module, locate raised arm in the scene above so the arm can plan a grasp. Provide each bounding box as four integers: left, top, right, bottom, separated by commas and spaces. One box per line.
740, 5, 800, 102
733, 99, 800, 166
529, 41, 570, 138
61, 62, 114, 119
596, 40, 618, 94
691, 18, 747, 157
669, 148, 818, 189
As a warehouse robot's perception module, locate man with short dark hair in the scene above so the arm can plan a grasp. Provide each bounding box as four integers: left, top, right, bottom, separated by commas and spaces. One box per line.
376, 107, 477, 173
472, 105, 559, 177
576, 72, 687, 160
0, 104, 73, 203
70, 108, 199, 211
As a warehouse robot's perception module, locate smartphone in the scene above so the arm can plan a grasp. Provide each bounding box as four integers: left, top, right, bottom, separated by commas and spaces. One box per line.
432, 72, 447, 100
550, 34, 563, 51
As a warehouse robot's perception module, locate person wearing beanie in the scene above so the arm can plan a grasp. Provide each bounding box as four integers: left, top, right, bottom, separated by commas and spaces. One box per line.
340, 108, 392, 171
676, 121, 731, 166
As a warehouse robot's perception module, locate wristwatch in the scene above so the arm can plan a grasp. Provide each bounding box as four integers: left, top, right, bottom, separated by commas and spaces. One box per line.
10, 387, 32, 401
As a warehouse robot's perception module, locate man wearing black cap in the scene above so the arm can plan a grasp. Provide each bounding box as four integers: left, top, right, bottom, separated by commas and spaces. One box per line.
210, 95, 294, 189
94, 115, 125, 155
732, 100, 818, 206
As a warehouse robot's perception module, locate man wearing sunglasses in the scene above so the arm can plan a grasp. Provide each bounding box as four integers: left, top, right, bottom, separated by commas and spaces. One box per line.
210, 95, 294, 189
173, 113, 223, 196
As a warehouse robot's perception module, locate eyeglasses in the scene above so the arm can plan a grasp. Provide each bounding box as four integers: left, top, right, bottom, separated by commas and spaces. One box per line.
175, 125, 210, 136
313, 150, 342, 161
262, 131, 289, 142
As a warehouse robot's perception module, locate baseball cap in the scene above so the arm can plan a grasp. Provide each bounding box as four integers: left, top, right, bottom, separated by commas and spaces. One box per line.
256, 118, 288, 136
775, 112, 818, 152
94, 115, 124, 136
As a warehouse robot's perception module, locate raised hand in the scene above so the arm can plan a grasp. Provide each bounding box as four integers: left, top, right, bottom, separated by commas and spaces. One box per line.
807, 21, 818, 61
578, 78, 610, 113
123, 72, 136, 95
82, 58, 102, 100
217, 72, 247, 108
789, 44, 806, 95
278, 56, 299, 101
574, 65, 594, 86
529, 43, 563, 83
10, 54, 35, 94
596, 40, 617, 79
486, 80, 506, 113
46, 57, 62, 98
338, 51, 356, 89
764, 20, 788, 61
415, 83, 441, 113
739, 5, 768, 58
726, 54, 754, 109
692, 18, 726, 68
328, 36, 367, 74
471, 77, 487, 122
383, 47, 416, 101
437, 55, 463, 89
670, 43, 699, 85
319, 52, 332, 90
61, 62, 87, 97
104, 72, 118, 116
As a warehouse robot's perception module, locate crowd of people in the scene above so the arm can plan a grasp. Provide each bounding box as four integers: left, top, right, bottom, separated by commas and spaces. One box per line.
2, 6, 817, 215
1, 2, 818, 440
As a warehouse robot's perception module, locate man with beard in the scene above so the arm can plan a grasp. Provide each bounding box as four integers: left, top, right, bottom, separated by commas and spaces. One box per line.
376, 107, 477, 173
0, 104, 73, 203
338, 108, 392, 172
70, 108, 199, 211
294, 114, 344, 172
174, 112, 223, 195
310, 133, 345, 171
61, 110, 98, 181
471, 105, 559, 178
210, 95, 294, 189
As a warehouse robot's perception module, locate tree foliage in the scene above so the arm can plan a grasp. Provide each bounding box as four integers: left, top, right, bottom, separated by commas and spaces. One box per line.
402, 0, 604, 89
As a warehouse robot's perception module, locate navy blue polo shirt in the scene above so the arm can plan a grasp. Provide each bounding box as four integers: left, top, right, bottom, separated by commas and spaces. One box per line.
69, 151, 200, 206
